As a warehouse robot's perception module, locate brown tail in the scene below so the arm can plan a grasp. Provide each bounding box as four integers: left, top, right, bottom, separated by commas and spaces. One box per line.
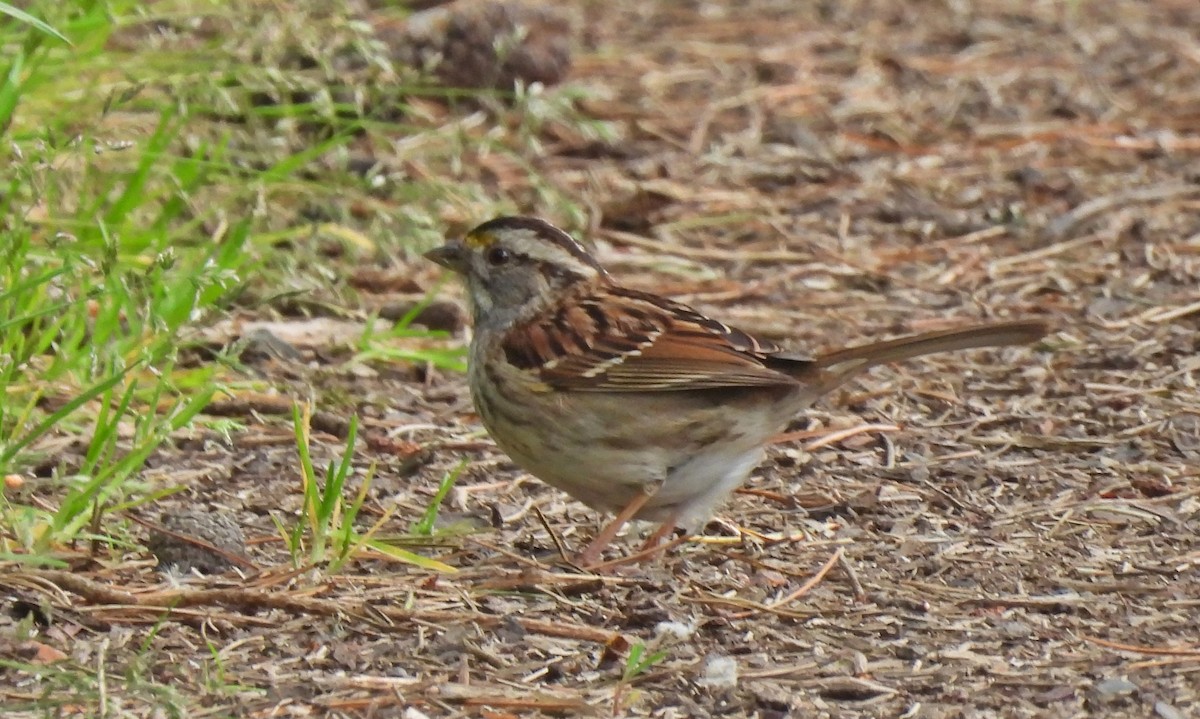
804, 319, 1049, 396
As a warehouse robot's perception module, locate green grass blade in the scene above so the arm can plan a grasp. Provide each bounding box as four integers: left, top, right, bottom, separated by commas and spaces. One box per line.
0, 360, 140, 470
0, 49, 23, 131
0, 4, 71, 44
363, 539, 457, 573
411, 461, 465, 536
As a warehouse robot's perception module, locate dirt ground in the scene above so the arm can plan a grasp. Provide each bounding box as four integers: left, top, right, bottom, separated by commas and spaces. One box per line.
8, 0, 1200, 716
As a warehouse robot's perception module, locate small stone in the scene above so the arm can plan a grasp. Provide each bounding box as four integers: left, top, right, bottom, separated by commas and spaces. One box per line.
374, 1, 574, 92
241, 327, 304, 362
146, 509, 247, 574
1154, 702, 1185, 719
1093, 676, 1139, 699
379, 299, 465, 333
748, 679, 794, 709
995, 620, 1033, 639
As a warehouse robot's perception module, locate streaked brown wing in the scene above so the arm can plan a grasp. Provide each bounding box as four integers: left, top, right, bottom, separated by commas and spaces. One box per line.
501, 286, 808, 391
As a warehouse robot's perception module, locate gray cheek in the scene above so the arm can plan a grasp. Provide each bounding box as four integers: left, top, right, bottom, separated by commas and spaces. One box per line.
493, 271, 537, 307
476, 271, 546, 324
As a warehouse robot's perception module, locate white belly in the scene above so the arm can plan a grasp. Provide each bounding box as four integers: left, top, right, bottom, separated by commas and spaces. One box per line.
470, 359, 802, 530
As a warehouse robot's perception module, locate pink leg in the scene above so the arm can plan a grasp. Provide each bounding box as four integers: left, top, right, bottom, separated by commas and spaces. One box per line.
585, 512, 691, 570
575, 490, 654, 567
591, 529, 691, 569
640, 515, 682, 552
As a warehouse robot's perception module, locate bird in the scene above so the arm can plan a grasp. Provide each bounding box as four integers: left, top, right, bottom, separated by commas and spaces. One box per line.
425, 216, 1048, 566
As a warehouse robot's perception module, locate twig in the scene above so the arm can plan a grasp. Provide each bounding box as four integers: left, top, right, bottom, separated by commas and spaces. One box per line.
1043, 183, 1200, 240
1083, 635, 1200, 657
764, 547, 843, 609
21, 570, 621, 645
1138, 298, 1200, 324
771, 423, 901, 448
431, 682, 587, 711
804, 424, 901, 451
532, 505, 572, 564
837, 551, 866, 601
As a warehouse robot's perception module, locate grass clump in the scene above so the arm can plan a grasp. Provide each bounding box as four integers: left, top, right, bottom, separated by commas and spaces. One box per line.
0, 1, 422, 563
0, 0, 508, 571
1, 3, 259, 562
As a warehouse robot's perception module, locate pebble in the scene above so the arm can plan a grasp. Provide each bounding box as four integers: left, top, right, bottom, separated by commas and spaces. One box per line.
1093, 676, 1139, 699
146, 509, 247, 574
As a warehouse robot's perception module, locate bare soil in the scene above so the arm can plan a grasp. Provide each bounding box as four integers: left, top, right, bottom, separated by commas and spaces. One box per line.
7, 0, 1200, 716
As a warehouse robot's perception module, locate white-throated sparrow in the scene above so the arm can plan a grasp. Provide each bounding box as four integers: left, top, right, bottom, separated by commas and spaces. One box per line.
426, 216, 1048, 565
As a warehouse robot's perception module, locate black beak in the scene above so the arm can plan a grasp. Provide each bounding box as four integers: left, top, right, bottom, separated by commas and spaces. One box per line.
424, 243, 467, 273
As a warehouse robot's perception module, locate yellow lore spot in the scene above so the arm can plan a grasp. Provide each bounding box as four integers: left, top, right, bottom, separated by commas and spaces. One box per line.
464, 230, 495, 249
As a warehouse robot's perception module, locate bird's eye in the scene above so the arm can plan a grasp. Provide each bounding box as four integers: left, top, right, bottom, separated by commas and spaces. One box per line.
485, 246, 511, 266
